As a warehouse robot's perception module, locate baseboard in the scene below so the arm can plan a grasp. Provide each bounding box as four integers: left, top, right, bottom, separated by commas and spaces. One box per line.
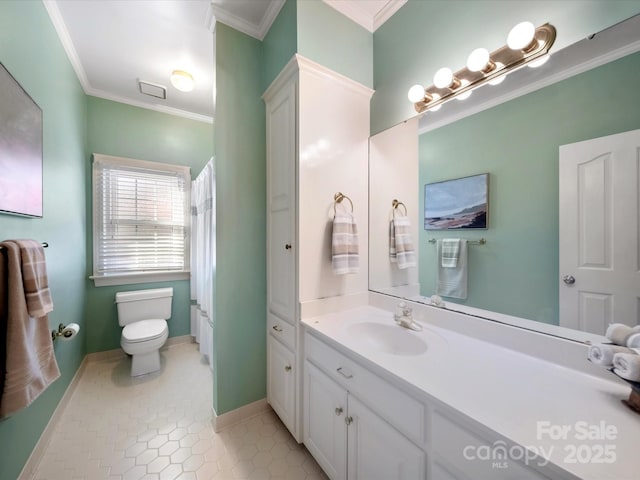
84, 335, 194, 363
18, 356, 89, 480
211, 398, 269, 432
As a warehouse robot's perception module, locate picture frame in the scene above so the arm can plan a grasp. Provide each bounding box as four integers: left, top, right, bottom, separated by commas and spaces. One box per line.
424, 173, 489, 230
0, 62, 43, 218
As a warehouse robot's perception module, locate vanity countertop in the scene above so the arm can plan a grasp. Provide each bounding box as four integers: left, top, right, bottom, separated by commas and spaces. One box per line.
302, 305, 640, 480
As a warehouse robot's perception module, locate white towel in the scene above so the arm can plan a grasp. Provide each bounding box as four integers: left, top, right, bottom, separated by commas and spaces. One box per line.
332, 213, 359, 275
436, 239, 468, 299
440, 238, 460, 268
588, 344, 634, 366
605, 323, 639, 346
627, 332, 640, 349
613, 352, 640, 382
389, 216, 416, 269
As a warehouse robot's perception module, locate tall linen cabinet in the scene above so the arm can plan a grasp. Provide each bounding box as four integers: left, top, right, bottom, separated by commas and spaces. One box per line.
263, 55, 373, 441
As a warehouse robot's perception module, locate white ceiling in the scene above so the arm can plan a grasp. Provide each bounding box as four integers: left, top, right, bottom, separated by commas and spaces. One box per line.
44, 0, 405, 124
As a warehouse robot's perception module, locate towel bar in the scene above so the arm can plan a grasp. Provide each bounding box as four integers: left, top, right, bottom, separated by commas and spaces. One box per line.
0, 241, 48, 251
392, 199, 407, 215
333, 192, 354, 214
428, 238, 486, 245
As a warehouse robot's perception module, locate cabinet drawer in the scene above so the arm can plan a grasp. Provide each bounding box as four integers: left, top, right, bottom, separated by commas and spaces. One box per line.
305, 332, 426, 447
268, 313, 295, 350
432, 410, 551, 480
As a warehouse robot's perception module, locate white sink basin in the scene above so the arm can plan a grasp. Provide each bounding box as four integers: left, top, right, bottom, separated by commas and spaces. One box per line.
346, 322, 428, 356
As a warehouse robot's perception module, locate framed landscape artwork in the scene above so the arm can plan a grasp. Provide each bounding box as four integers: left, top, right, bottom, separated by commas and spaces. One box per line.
0, 62, 43, 217
424, 173, 488, 230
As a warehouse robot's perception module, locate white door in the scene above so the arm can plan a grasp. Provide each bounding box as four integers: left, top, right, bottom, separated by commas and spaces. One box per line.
559, 129, 640, 334
266, 81, 297, 326
303, 362, 348, 480
267, 336, 295, 434
347, 395, 425, 480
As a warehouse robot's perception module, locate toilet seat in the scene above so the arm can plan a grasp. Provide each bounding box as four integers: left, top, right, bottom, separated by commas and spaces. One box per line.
122, 319, 167, 343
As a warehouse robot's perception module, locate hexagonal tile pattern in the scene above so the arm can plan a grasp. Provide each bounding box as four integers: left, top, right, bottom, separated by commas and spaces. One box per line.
30, 342, 327, 480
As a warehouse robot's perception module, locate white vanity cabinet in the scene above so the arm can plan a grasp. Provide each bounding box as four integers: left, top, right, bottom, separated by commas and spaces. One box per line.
303, 325, 561, 480
304, 332, 426, 479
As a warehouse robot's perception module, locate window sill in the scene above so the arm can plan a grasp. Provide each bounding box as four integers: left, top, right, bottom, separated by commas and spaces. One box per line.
90, 271, 190, 287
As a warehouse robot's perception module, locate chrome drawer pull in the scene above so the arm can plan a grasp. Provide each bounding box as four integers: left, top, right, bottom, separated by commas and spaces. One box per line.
272, 325, 283, 332
335, 407, 343, 416
336, 367, 353, 379
345, 416, 353, 425
284, 365, 292, 372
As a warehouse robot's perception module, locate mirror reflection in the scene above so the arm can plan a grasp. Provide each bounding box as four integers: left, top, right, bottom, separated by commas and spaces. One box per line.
369, 14, 640, 339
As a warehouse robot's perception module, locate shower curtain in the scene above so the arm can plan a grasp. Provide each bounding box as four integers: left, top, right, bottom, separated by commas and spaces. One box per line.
190, 158, 215, 368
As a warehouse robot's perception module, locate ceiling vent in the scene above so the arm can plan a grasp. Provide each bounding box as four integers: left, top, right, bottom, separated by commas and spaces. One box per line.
138, 80, 166, 99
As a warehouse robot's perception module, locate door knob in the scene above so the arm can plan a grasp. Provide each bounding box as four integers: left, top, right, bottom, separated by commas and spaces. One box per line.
285, 244, 292, 250
562, 275, 576, 285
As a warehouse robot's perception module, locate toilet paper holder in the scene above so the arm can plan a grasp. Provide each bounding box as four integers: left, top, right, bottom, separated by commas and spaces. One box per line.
51, 323, 80, 342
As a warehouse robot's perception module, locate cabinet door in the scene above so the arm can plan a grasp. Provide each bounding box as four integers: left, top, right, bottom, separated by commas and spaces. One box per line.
267, 335, 295, 434
266, 80, 297, 327
347, 396, 426, 480
304, 362, 348, 480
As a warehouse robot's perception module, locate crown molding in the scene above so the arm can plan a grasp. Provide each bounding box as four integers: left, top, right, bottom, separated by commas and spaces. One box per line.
211, 0, 284, 40
42, 0, 90, 92
87, 88, 214, 124
322, 0, 406, 33
296, 55, 374, 99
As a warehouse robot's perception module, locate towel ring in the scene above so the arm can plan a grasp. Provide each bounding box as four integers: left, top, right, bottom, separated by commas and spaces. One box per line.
334, 192, 354, 214
392, 199, 407, 216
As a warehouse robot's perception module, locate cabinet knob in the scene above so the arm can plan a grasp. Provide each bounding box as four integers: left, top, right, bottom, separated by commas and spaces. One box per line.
272, 325, 283, 332
562, 274, 576, 285
335, 407, 343, 416
345, 416, 353, 425
284, 365, 292, 372
285, 244, 292, 250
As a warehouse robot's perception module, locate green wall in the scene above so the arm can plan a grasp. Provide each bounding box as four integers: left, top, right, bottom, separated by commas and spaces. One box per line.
0, 2, 87, 479
85, 97, 213, 353
372, 0, 640, 134
297, 0, 373, 88
419, 51, 640, 324
262, 0, 297, 92
214, 23, 267, 414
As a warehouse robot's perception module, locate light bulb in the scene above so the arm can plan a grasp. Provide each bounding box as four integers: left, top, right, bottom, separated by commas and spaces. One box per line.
433, 68, 454, 89
528, 55, 550, 68
407, 84, 425, 103
467, 48, 490, 72
508, 21, 535, 50
488, 74, 506, 86
456, 90, 472, 101
170, 70, 194, 92
428, 94, 442, 112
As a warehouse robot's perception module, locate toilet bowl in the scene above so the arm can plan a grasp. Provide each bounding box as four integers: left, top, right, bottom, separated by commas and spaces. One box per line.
115, 288, 173, 376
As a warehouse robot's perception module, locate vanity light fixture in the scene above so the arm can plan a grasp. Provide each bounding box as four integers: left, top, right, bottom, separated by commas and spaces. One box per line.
170, 70, 195, 92
408, 22, 556, 114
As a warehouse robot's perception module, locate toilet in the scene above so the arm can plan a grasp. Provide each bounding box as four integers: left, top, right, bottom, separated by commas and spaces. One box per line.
115, 287, 173, 376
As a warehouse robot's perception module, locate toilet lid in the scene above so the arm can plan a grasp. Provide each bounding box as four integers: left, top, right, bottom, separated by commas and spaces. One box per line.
122, 319, 167, 343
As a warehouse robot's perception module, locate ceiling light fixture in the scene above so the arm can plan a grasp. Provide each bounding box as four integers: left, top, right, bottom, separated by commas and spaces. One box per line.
170, 70, 194, 92
408, 22, 556, 114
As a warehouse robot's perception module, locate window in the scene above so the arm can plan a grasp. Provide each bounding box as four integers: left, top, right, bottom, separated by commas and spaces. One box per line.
92, 154, 190, 286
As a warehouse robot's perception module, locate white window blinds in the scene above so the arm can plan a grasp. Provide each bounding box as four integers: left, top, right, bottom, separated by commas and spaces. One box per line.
93, 154, 190, 278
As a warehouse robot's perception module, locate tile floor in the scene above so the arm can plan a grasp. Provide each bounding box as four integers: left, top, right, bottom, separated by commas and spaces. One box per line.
30, 342, 328, 480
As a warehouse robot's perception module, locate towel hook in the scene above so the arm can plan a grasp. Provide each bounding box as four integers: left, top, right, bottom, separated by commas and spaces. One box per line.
392, 199, 407, 216
334, 192, 354, 214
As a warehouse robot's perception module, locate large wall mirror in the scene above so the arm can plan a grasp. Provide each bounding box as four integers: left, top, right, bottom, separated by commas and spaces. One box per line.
369, 14, 640, 342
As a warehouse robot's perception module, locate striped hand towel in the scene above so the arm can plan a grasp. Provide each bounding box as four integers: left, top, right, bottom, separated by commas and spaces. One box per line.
332, 213, 359, 275
441, 238, 460, 268
389, 216, 416, 269
436, 239, 468, 299
16, 240, 53, 317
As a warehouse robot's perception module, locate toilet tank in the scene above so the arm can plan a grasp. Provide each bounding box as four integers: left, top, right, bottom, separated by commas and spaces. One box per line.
115, 288, 173, 326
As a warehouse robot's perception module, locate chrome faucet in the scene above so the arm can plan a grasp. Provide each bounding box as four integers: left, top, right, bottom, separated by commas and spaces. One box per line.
394, 302, 422, 331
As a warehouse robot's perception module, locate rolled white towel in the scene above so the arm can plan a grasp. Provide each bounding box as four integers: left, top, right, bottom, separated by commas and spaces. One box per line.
613, 353, 640, 382
606, 323, 635, 346
628, 332, 640, 349
588, 344, 635, 366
